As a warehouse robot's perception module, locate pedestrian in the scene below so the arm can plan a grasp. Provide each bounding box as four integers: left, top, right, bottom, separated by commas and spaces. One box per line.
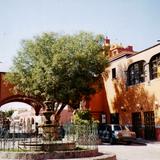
59, 125, 65, 139
35, 122, 39, 136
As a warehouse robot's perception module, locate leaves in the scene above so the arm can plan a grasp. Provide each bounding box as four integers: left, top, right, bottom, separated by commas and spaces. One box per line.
5, 31, 108, 109
72, 109, 92, 125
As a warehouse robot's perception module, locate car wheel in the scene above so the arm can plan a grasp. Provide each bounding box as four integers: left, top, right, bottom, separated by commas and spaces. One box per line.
110, 138, 116, 145
127, 141, 132, 145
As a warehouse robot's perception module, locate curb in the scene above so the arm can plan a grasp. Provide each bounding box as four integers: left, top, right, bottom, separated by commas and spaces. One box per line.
0, 151, 116, 160
48, 153, 116, 160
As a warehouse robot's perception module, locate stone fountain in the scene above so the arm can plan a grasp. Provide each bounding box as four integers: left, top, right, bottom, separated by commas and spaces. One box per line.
18, 101, 76, 152
37, 101, 75, 152
16, 101, 112, 159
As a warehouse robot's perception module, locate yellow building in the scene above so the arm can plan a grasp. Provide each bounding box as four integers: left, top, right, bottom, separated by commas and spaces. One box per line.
104, 38, 160, 141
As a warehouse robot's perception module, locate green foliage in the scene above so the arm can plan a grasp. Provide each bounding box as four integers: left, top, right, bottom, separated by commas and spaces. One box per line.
3, 110, 14, 118
6, 32, 108, 109
73, 109, 96, 125
76, 109, 92, 121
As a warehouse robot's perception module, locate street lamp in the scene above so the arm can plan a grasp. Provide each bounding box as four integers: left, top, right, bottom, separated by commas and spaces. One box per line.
121, 106, 126, 112
154, 101, 160, 109
136, 103, 143, 111
154, 101, 160, 118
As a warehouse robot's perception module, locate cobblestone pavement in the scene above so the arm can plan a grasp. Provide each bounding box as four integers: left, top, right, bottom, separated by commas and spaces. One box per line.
98, 139, 160, 160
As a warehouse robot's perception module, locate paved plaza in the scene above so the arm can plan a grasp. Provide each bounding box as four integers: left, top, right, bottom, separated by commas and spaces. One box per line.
0, 140, 160, 160
99, 139, 160, 160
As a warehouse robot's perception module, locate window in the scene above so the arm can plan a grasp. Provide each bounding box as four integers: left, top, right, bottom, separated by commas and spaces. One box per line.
127, 61, 145, 86
112, 68, 116, 79
150, 53, 160, 80
114, 125, 121, 131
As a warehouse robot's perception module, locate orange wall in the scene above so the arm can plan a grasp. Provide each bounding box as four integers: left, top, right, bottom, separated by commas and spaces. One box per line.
88, 83, 109, 122
1, 72, 110, 124
0, 72, 13, 103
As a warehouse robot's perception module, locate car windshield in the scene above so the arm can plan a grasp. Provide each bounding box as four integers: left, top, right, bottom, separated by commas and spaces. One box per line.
121, 125, 130, 131
114, 125, 122, 131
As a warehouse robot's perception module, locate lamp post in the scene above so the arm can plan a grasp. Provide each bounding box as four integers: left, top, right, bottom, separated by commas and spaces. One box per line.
154, 101, 160, 118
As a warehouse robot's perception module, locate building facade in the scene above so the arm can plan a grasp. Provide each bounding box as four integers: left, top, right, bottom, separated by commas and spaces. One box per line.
1, 39, 160, 140
102, 38, 160, 140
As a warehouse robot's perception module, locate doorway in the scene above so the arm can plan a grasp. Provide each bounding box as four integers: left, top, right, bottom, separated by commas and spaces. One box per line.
144, 111, 156, 140
132, 112, 142, 138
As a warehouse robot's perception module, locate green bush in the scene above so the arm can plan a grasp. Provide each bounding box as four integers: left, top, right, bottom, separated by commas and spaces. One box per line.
72, 109, 98, 125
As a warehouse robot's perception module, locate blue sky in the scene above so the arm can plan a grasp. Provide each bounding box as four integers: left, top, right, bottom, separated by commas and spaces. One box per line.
0, 0, 160, 72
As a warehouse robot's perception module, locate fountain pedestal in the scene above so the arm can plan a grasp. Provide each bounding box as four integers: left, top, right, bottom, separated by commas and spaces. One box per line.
40, 124, 59, 140
40, 101, 59, 140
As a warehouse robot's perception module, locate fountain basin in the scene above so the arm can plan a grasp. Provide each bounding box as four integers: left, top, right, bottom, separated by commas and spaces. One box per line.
18, 141, 76, 152
0, 149, 116, 160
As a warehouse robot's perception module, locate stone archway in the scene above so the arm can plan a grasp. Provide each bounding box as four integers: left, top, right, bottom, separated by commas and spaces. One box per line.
0, 95, 44, 116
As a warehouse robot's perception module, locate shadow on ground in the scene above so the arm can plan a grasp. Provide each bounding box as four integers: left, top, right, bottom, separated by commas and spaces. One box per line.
100, 138, 148, 146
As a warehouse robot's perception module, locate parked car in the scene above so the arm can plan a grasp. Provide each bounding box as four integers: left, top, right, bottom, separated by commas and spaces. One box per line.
98, 124, 136, 144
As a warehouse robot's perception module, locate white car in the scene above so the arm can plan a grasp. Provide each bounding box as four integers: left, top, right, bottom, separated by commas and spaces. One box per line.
98, 124, 136, 144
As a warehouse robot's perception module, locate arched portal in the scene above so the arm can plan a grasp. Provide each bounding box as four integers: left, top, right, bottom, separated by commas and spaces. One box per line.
0, 95, 44, 116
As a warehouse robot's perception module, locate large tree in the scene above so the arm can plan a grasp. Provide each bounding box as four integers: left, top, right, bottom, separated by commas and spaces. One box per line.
6, 32, 108, 124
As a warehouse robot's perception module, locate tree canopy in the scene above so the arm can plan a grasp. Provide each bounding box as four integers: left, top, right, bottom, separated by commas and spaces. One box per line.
6, 32, 108, 113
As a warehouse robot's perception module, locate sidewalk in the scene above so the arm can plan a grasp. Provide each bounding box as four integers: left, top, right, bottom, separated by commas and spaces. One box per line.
133, 138, 160, 146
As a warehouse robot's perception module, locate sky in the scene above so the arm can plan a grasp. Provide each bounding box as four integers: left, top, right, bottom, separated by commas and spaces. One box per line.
0, 0, 160, 72
0, 102, 32, 111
